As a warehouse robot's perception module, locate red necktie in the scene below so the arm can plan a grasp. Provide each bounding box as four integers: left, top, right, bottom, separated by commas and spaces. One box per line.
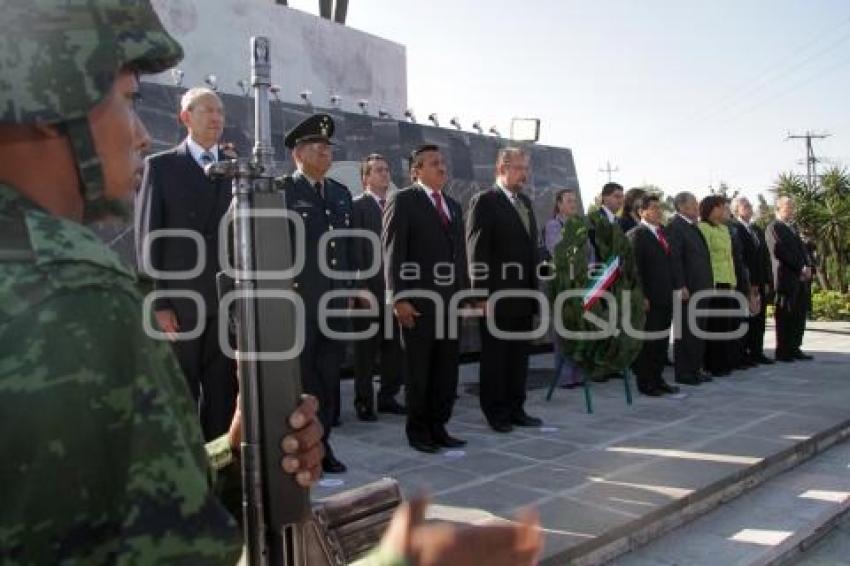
432, 191, 450, 227
657, 226, 670, 255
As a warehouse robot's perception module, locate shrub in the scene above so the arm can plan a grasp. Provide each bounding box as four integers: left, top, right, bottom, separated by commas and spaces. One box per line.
810, 290, 850, 321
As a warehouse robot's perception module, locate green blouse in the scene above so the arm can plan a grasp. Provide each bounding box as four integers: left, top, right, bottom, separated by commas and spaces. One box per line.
698, 221, 736, 286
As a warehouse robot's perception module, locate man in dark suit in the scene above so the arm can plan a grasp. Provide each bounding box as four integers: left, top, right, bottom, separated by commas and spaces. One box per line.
383, 144, 469, 454
731, 197, 775, 365
766, 196, 814, 362
278, 114, 353, 473
627, 194, 680, 397
350, 154, 405, 421
467, 147, 543, 433
725, 201, 754, 370
135, 87, 237, 441
667, 191, 714, 386
598, 182, 625, 229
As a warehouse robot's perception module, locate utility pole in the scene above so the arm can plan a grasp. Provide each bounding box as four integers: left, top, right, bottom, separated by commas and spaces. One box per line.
599, 160, 619, 183
786, 131, 830, 190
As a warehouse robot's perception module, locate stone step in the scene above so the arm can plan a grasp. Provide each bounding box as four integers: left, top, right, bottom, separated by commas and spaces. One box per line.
606, 438, 850, 566
541, 417, 850, 565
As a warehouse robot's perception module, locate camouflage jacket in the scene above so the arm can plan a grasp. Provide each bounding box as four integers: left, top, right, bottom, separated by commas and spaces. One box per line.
0, 184, 242, 564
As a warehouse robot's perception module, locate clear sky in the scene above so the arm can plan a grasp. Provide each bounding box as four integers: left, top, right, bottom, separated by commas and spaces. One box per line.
288, 0, 850, 206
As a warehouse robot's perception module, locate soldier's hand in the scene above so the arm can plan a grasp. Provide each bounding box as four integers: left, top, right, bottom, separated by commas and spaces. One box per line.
394, 300, 421, 328
154, 309, 180, 341
380, 500, 542, 566
281, 395, 324, 487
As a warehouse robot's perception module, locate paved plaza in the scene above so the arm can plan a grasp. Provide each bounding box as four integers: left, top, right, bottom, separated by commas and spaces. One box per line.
314, 321, 850, 563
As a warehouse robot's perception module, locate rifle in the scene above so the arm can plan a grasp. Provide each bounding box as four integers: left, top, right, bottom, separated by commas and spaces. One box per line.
208, 36, 401, 566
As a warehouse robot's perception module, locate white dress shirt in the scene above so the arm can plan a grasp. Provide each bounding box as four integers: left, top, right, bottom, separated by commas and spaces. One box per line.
186, 136, 219, 168
601, 206, 618, 224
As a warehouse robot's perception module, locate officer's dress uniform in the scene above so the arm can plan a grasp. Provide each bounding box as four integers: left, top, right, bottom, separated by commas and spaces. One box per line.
0, 184, 241, 563
279, 170, 354, 456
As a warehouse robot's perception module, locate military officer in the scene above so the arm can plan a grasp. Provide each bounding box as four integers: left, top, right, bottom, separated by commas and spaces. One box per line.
278, 114, 355, 474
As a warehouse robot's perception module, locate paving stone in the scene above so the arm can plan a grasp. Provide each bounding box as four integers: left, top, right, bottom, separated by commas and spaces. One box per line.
436, 479, 546, 516
556, 448, 652, 475
393, 464, 478, 497
496, 438, 582, 461
499, 463, 592, 493
537, 495, 633, 538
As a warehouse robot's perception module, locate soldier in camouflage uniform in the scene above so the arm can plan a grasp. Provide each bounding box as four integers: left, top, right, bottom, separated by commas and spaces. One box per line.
0, 1, 323, 563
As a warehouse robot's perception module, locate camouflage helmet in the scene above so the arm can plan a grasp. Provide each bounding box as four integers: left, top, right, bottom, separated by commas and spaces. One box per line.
0, 0, 184, 219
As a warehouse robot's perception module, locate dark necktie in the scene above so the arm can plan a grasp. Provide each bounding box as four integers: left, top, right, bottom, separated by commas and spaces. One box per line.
200, 150, 215, 166
657, 226, 671, 255
511, 194, 531, 235
378, 198, 386, 211
314, 181, 323, 200
432, 192, 450, 227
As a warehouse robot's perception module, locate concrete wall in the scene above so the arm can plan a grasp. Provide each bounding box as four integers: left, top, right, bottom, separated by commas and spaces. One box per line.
148, 0, 407, 116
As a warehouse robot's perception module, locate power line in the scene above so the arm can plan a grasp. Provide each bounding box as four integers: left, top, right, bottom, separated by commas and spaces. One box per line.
786, 131, 831, 189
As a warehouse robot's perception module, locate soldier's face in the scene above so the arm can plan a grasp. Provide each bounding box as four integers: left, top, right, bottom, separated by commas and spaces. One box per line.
414, 150, 447, 190
181, 94, 225, 148
296, 141, 332, 177
88, 71, 152, 201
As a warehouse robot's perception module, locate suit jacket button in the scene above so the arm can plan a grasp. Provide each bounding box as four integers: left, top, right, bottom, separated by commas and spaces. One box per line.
292, 282, 300, 289
330, 241, 336, 248
331, 258, 338, 266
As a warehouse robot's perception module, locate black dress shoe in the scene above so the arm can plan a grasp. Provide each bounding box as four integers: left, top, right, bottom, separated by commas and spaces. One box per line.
675, 375, 701, 386
638, 386, 662, 397
377, 398, 407, 415
490, 421, 514, 433
699, 373, 714, 383
433, 430, 467, 448
511, 413, 543, 427
793, 351, 814, 361
409, 438, 440, 454
754, 354, 774, 365
710, 369, 731, 377
657, 381, 680, 394
322, 454, 347, 474
355, 403, 378, 422
775, 354, 795, 362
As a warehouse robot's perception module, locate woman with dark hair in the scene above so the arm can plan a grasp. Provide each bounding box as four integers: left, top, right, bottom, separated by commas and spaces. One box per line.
619, 187, 646, 232
544, 189, 584, 388
698, 195, 738, 377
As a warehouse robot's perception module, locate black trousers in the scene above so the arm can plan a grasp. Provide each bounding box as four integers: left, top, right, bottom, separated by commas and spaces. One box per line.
743, 287, 768, 359
400, 315, 459, 444
300, 318, 345, 446
478, 317, 531, 426
352, 307, 402, 409
632, 304, 672, 390
172, 315, 237, 441
674, 294, 707, 380
775, 285, 807, 358
703, 285, 743, 374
